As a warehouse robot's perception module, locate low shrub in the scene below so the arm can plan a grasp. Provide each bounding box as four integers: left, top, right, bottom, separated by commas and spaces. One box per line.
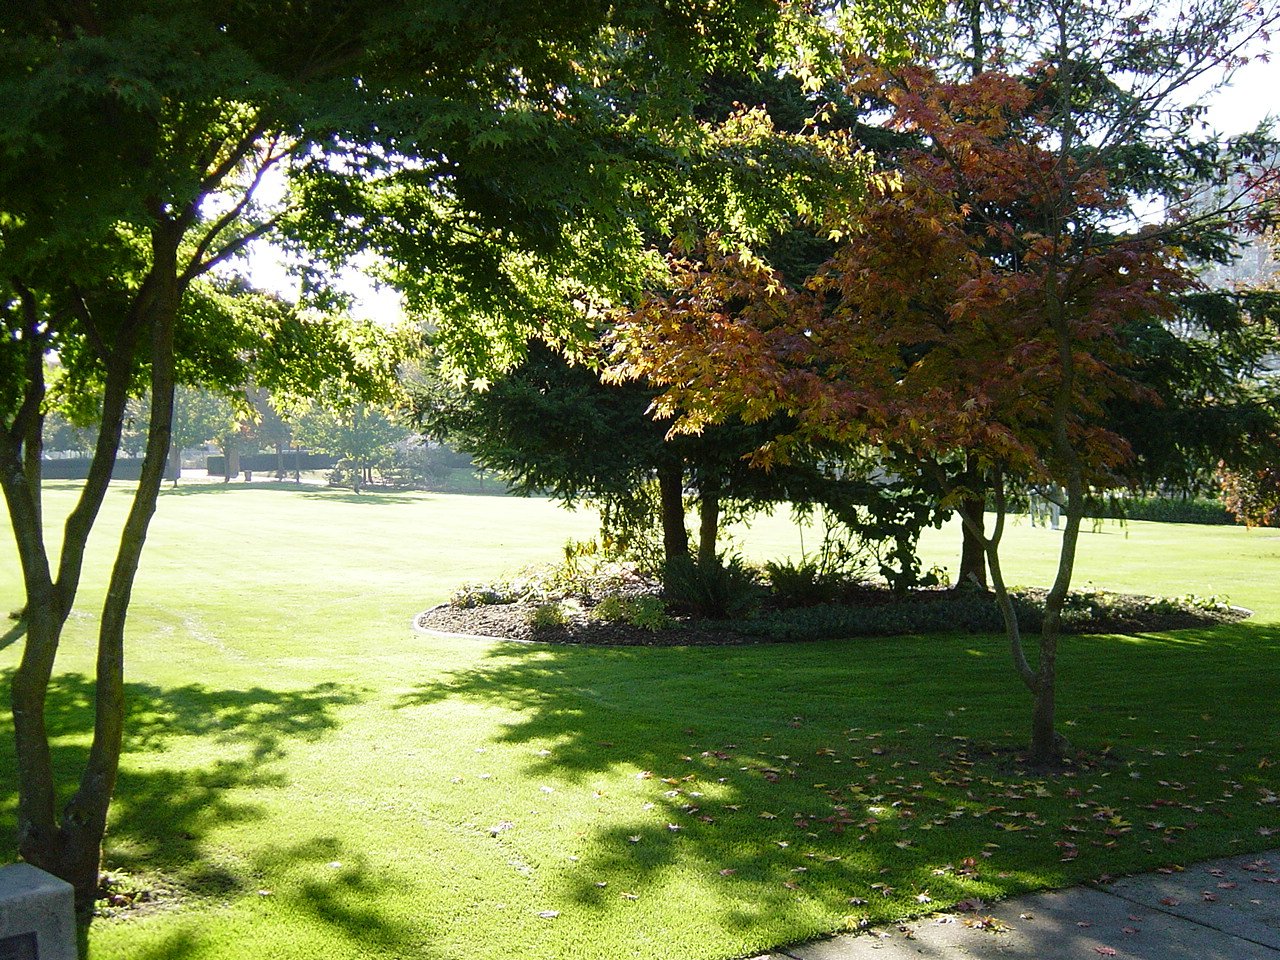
731, 588, 1235, 642
525, 601, 568, 631
764, 556, 841, 606
663, 553, 762, 619
449, 582, 514, 608
593, 594, 674, 631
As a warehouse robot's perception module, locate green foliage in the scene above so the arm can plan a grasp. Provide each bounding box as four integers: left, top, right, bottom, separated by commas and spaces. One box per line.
525, 602, 569, 632
662, 553, 761, 619
414, 341, 894, 568
448, 583, 513, 609
592, 594, 674, 631
1090, 496, 1234, 526
1111, 292, 1280, 496
447, 550, 644, 611
294, 402, 407, 487
374, 439, 477, 491
763, 514, 873, 606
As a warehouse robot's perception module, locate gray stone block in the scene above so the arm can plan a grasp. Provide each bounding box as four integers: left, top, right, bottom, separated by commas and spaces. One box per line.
0, 864, 77, 960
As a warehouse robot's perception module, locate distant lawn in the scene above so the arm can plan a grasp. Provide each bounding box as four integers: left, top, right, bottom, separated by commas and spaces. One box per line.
1, 482, 1277, 960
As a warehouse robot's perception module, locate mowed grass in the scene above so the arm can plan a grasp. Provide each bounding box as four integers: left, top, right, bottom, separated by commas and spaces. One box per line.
0, 482, 1277, 960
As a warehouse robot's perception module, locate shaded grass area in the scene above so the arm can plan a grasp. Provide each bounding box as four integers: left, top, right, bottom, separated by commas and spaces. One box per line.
0, 483, 1276, 959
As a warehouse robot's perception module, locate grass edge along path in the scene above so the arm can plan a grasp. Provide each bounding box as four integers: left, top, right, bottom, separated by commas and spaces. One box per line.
0, 482, 1275, 960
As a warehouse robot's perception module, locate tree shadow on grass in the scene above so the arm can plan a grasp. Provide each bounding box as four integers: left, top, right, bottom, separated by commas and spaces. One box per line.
298, 490, 422, 505
259, 837, 450, 959
157, 481, 331, 497
86, 837, 449, 960
396, 623, 1280, 942
0, 672, 364, 900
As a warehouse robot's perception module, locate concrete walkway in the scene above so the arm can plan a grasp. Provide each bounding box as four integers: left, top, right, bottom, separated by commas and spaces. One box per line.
754, 850, 1280, 960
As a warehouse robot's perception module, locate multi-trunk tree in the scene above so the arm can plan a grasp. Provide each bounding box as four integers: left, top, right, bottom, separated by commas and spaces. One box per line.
0, 0, 788, 917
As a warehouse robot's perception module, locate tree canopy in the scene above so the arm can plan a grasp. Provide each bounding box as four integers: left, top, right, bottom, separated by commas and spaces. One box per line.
0, 0, 813, 915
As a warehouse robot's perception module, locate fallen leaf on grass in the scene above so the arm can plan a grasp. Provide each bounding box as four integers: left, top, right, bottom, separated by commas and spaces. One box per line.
1094, 947, 1117, 957
538, 910, 560, 919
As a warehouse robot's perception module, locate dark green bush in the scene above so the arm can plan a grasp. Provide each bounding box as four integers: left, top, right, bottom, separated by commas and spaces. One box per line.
663, 553, 762, 619
1089, 496, 1232, 525
764, 556, 843, 607
729, 589, 1232, 642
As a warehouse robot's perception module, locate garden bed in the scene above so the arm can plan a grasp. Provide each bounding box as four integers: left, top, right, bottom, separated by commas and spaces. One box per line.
416, 580, 1250, 646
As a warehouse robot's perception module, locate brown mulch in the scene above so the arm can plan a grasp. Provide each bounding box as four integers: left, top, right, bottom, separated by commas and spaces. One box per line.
415, 602, 755, 646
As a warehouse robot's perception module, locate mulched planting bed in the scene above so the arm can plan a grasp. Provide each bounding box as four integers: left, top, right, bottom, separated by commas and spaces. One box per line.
416, 585, 1250, 646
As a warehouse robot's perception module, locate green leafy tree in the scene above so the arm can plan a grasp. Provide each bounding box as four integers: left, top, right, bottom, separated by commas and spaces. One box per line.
1111, 291, 1280, 496
0, 0, 935, 915
294, 402, 406, 490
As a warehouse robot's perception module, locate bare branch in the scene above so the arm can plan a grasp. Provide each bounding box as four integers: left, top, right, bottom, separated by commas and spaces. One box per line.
182, 135, 295, 280
182, 209, 291, 285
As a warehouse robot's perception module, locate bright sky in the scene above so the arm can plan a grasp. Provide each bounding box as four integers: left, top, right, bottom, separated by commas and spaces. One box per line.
1196, 53, 1279, 135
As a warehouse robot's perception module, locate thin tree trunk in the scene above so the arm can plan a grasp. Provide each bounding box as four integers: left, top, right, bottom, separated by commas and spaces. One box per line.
0, 446, 62, 879
656, 461, 689, 563
54, 360, 136, 618
697, 484, 720, 568
167, 442, 181, 486
957, 495, 987, 589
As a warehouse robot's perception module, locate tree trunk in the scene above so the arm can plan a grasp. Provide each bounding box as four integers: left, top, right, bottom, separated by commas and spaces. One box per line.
225, 446, 240, 483
1, 462, 62, 882
957, 495, 987, 589
697, 483, 720, 568
275, 441, 284, 480
167, 442, 181, 486
656, 462, 689, 563
3, 230, 183, 918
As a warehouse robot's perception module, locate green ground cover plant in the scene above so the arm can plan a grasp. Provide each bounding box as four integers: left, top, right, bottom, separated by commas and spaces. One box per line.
1, 482, 1277, 960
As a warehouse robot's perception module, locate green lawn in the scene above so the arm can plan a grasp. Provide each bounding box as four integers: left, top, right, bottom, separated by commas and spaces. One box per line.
1, 482, 1277, 960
